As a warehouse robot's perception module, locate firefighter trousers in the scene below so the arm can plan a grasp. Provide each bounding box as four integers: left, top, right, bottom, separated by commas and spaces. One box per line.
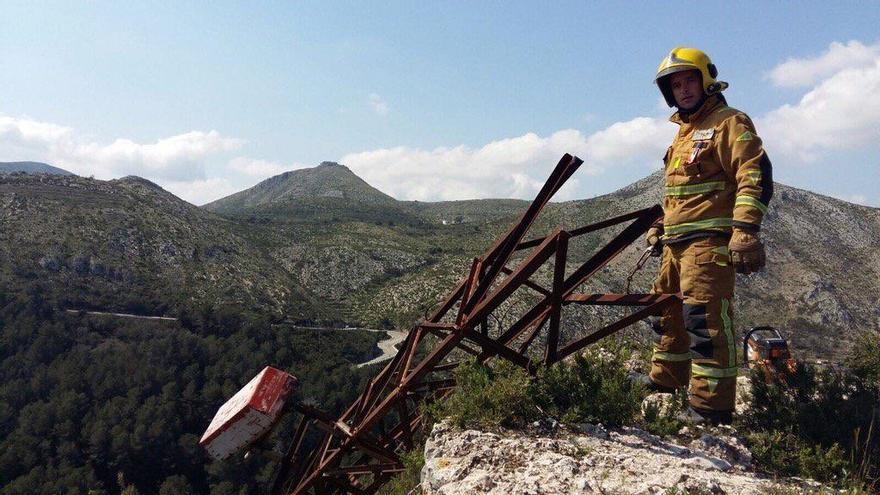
649, 236, 737, 412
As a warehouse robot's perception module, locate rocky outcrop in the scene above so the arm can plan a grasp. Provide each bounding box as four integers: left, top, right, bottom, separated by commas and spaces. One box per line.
421, 421, 825, 495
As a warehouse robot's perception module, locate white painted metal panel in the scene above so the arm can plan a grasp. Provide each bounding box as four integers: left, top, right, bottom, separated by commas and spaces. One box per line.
200, 366, 296, 461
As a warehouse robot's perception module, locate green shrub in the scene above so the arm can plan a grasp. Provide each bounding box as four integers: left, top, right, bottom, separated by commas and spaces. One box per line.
426, 346, 644, 430
376, 449, 424, 495
532, 347, 643, 427
425, 359, 540, 429
741, 361, 879, 488
642, 389, 689, 437
847, 331, 880, 389
747, 431, 850, 482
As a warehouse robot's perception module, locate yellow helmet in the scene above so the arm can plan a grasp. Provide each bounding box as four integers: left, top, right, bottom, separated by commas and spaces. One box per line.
655, 46, 728, 107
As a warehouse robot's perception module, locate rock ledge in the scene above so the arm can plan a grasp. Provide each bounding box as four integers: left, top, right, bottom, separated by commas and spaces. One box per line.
421, 421, 826, 495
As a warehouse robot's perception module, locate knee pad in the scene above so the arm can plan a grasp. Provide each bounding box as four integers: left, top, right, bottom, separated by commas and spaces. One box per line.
648, 316, 663, 345
649, 316, 663, 335
683, 303, 713, 359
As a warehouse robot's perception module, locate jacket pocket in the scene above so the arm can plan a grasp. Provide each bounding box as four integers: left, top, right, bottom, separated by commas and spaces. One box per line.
695, 244, 730, 267
682, 138, 722, 180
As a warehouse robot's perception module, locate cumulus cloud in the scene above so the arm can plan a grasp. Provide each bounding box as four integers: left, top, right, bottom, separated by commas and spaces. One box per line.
163, 177, 242, 206
228, 156, 303, 178
368, 93, 389, 116
768, 40, 880, 88
0, 113, 246, 204
0, 114, 242, 182
341, 117, 673, 201
759, 58, 880, 161
339, 40, 880, 203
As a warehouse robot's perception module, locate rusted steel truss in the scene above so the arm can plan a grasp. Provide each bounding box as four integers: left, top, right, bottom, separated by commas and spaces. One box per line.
270, 154, 678, 495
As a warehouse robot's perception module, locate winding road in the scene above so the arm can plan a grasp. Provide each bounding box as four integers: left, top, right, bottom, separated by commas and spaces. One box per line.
271, 323, 409, 368
67, 311, 408, 367
355, 329, 408, 368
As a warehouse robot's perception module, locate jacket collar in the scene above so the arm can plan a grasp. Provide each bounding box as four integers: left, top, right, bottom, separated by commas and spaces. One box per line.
670, 94, 724, 126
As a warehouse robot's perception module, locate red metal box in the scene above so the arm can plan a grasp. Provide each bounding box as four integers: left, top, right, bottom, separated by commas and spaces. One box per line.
200, 366, 298, 460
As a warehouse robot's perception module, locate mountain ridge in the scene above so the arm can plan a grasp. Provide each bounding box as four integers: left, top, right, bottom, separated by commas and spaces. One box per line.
0, 160, 74, 176
204, 161, 396, 213
0, 172, 325, 319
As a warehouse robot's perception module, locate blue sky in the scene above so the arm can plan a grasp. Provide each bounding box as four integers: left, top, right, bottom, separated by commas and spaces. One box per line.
1, 1, 878, 205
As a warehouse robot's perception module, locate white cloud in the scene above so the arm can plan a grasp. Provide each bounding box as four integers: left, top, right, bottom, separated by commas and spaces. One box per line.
848, 194, 868, 205
582, 117, 672, 167
163, 177, 242, 206
228, 156, 301, 178
768, 40, 880, 88
825, 192, 880, 208
10, 41, 877, 208
656, 95, 672, 112
368, 93, 389, 116
340, 118, 673, 201
0, 114, 242, 182
759, 59, 880, 161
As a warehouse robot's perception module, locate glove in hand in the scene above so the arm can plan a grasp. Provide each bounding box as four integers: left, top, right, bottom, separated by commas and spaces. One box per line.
645, 226, 662, 249
729, 228, 765, 274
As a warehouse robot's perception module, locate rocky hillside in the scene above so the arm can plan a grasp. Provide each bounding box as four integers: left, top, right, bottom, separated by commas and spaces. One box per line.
0, 173, 323, 318
3, 160, 877, 361
200, 161, 880, 361
0, 160, 74, 175
338, 171, 880, 362
571, 171, 880, 361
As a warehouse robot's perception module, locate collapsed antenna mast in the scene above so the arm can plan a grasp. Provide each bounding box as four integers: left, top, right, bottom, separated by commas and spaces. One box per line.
202, 154, 680, 495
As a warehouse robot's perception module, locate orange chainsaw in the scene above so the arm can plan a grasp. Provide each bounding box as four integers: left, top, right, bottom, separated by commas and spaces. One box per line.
743, 326, 797, 382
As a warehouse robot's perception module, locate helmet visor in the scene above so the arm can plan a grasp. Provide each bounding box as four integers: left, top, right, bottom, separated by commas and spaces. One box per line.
655, 64, 699, 83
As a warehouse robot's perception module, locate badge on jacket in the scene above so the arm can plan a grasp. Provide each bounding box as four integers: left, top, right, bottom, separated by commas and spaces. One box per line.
692, 129, 715, 141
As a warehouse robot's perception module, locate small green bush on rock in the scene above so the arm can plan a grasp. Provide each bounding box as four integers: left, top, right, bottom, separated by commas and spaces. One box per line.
642, 389, 689, 437
428, 345, 644, 431
425, 359, 541, 429
376, 449, 425, 495
533, 347, 643, 427
747, 430, 850, 482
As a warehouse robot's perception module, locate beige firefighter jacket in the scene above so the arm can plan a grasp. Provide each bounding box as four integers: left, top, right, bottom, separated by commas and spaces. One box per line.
659, 94, 773, 240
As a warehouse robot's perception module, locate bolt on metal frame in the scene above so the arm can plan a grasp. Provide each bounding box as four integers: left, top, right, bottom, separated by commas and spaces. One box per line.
270, 154, 679, 495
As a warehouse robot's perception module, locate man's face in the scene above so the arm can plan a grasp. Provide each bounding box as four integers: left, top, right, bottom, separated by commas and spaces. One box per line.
670, 69, 703, 110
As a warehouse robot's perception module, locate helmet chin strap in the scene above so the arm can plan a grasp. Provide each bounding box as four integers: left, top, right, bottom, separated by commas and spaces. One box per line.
707, 81, 729, 94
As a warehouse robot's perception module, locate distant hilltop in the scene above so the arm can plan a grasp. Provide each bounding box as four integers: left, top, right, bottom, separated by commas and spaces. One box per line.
203, 161, 396, 213
0, 161, 74, 176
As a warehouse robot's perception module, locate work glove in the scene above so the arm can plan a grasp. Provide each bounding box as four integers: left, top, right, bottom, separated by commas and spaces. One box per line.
645, 226, 662, 249
729, 228, 765, 274
645, 226, 663, 256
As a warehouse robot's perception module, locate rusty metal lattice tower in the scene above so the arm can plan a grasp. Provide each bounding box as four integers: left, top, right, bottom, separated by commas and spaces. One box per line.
269, 154, 678, 494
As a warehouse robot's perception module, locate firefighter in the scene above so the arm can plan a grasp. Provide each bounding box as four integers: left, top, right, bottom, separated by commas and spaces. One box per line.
645, 47, 773, 424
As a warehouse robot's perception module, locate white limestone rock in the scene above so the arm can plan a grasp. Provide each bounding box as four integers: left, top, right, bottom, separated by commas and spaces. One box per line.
421, 421, 823, 495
